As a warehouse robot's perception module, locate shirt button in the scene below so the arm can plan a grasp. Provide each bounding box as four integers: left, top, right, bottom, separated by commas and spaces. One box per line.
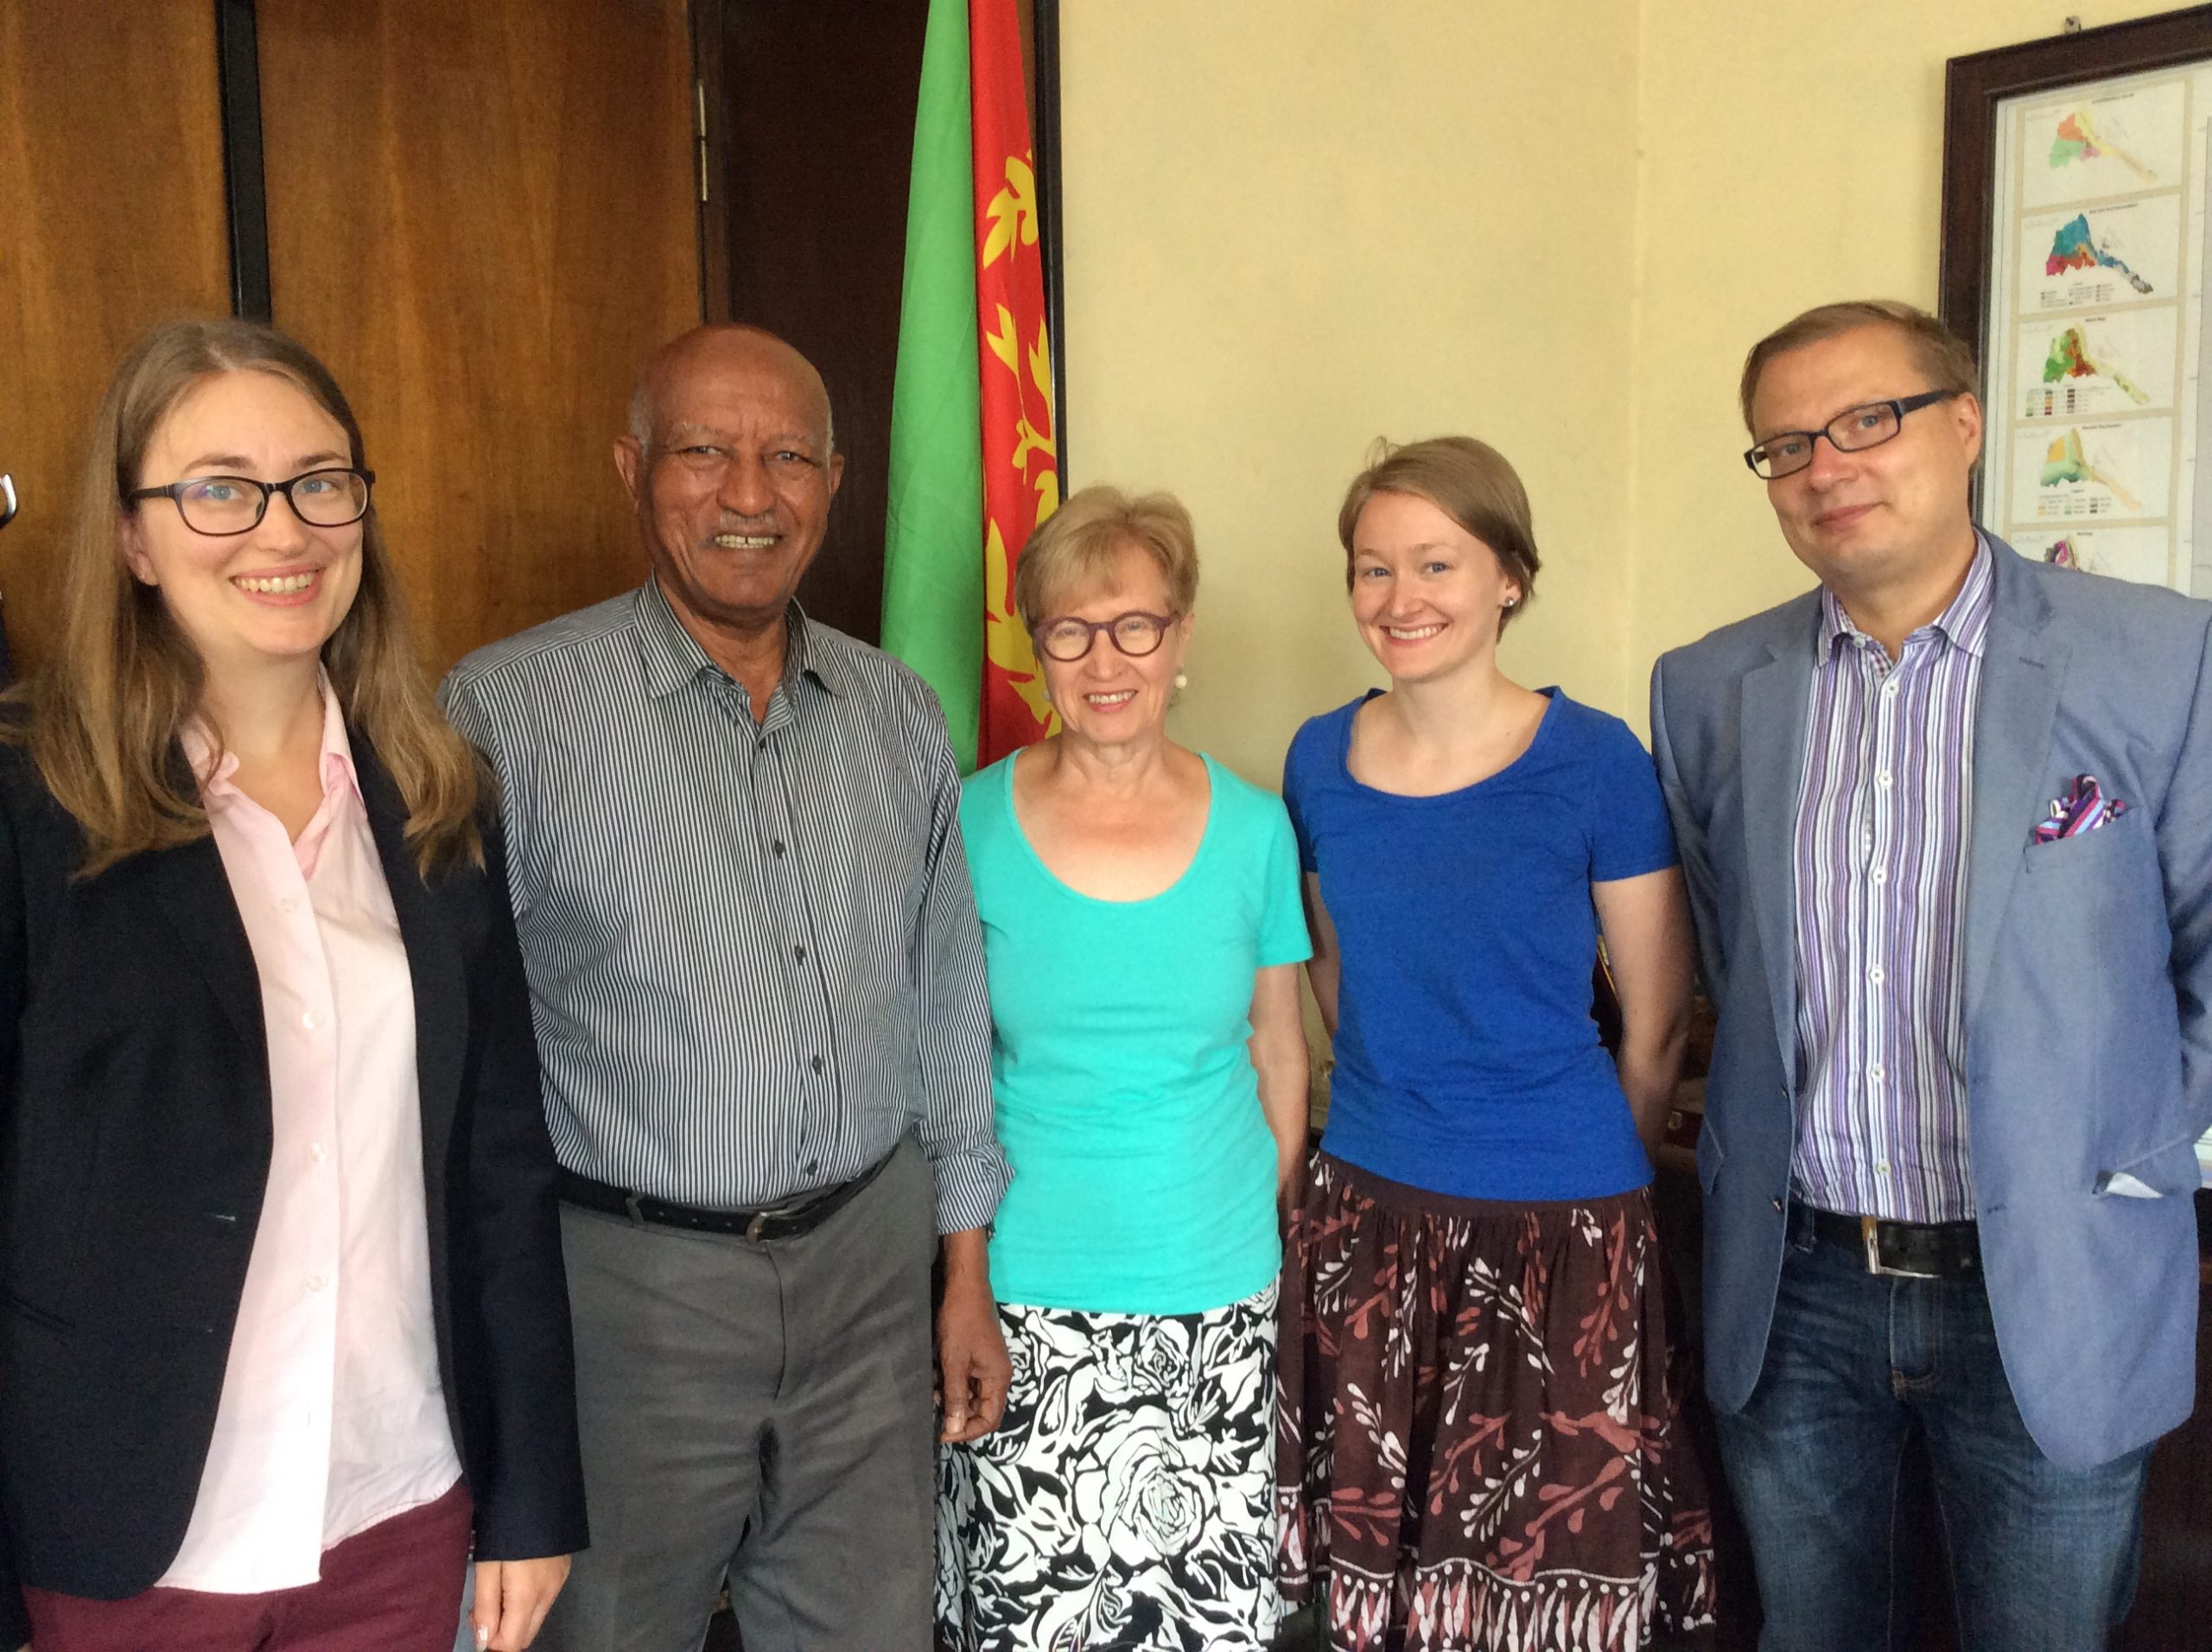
1877, 771, 1893, 788
306, 1274, 327, 1293
302, 1010, 320, 1032
772, 841, 786, 858
1868, 965, 1885, 985
1883, 681, 1899, 697
1870, 1062, 1887, 1082
1872, 867, 1887, 885
810, 1055, 824, 1074
1875, 1160, 1892, 1178
794, 945, 806, 965
309, 1141, 327, 1163
805, 1159, 820, 1176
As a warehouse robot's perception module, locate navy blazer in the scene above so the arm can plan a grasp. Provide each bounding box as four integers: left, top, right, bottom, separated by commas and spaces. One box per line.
1650, 537, 2212, 1471
0, 728, 586, 1642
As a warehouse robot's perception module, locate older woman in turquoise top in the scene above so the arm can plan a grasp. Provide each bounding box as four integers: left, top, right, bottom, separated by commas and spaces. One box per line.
933, 486, 1310, 1652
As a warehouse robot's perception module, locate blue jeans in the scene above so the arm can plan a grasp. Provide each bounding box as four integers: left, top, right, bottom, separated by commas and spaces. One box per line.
1713, 1210, 2151, 1652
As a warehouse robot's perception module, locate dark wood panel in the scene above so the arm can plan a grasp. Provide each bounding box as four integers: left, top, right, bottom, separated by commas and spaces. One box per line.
0, 0, 232, 675
2120, 1222, 2212, 1648
705, 0, 934, 645
256, 0, 702, 674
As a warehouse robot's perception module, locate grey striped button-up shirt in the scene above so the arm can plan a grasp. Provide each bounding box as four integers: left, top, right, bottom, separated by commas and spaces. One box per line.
441, 581, 1007, 1234
1790, 538, 1993, 1223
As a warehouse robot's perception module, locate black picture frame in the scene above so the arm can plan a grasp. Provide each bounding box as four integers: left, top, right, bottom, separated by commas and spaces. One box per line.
1938, 4, 2212, 371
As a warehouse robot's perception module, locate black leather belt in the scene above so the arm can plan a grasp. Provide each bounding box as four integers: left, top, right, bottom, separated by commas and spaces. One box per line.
1800, 1204, 1980, 1279
559, 1151, 890, 1242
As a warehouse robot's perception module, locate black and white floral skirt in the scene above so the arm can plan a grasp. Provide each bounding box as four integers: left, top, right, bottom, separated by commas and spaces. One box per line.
935, 1282, 1282, 1652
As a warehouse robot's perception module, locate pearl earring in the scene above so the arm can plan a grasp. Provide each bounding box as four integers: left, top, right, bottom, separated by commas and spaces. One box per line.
1174, 671, 1189, 689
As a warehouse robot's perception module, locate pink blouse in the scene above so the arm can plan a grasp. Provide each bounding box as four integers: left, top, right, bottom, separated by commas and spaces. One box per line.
162, 685, 461, 1592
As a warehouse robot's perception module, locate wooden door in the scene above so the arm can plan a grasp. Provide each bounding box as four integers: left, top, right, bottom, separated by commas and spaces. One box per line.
698, 0, 933, 646
0, 0, 232, 676
256, 0, 703, 673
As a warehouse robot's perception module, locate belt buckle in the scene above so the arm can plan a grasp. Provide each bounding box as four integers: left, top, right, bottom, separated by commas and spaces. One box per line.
746, 1210, 772, 1242
1859, 1215, 1938, 1280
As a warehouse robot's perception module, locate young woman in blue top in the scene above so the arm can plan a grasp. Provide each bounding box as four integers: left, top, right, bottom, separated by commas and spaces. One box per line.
935, 486, 1311, 1651
1277, 438, 1714, 1650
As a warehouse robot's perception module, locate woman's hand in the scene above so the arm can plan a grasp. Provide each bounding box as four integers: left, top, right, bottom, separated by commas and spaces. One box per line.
1591, 867, 1695, 1160
471, 1554, 571, 1650
1249, 962, 1311, 1237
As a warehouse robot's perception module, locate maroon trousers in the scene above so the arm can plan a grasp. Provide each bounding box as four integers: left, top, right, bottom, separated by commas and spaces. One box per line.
22, 1479, 473, 1652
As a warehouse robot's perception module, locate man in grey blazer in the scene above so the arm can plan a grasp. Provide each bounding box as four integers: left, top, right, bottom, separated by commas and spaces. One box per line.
1649, 299, 2212, 1651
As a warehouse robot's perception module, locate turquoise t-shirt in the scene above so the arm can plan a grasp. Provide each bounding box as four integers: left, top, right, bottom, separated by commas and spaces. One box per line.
963, 752, 1312, 1314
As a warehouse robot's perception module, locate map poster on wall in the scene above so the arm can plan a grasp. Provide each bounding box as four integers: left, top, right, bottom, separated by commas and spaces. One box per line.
1941, 12, 2212, 1190
1980, 56, 2211, 598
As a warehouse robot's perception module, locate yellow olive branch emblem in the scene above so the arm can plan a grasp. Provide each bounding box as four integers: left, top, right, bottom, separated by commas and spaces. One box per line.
983, 519, 1058, 733
982, 155, 1039, 270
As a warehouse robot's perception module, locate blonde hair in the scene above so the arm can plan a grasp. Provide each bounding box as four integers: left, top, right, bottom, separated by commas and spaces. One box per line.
1738, 300, 1980, 433
1012, 486, 1199, 630
14, 318, 483, 876
1338, 436, 1540, 631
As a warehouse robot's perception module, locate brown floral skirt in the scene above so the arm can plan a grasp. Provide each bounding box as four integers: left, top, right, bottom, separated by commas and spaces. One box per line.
1277, 1152, 1714, 1651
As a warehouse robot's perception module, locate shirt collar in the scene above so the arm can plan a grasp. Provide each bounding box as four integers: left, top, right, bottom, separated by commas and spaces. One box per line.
632, 578, 849, 702
1817, 532, 1994, 662
183, 668, 361, 805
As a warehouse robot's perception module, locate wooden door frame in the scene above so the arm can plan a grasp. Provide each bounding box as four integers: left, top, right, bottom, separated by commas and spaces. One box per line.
690, 0, 1068, 467
214, 0, 272, 319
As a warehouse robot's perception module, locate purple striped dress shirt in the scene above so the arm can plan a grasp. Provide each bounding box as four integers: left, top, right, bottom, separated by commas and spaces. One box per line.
1790, 539, 1993, 1223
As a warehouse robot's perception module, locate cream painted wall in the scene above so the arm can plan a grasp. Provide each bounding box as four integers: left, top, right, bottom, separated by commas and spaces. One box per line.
1058, 0, 1643, 786
1061, 0, 2181, 765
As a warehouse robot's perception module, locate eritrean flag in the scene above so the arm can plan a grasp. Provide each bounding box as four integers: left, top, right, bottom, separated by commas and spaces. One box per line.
883, 0, 1060, 772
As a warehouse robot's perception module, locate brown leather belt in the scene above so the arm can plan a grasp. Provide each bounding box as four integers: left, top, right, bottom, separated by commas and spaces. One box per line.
1800, 1204, 1980, 1279
559, 1151, 889, 1242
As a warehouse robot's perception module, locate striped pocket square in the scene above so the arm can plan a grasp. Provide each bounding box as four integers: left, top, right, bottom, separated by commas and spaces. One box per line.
2032, 773, 2127, 844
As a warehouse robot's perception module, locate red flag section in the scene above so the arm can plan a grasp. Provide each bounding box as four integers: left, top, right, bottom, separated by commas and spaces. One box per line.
969, 0, 1060, 766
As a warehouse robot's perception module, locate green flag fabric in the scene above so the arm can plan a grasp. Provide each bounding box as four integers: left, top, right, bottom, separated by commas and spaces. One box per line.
882, 0, 986, 772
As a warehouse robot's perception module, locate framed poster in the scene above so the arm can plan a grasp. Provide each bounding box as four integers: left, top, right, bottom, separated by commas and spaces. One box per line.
1941, 7, 2212, 597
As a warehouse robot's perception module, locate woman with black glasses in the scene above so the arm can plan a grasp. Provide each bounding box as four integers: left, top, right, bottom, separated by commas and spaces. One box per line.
934, 486, 1310, 1651
0, 319, 582, 1651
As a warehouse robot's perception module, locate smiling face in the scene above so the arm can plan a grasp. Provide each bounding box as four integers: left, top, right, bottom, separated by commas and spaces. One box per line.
1750, 322, 1982, 600
1035, 543, 1191, 752
615, 327, 845, 649
1347, 489, 1521, 685
120, 369, 364, 680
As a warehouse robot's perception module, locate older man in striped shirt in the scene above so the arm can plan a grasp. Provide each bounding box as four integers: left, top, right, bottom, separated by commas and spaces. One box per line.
442, 325, 1011, 1652
1651, 301, 2212, 1652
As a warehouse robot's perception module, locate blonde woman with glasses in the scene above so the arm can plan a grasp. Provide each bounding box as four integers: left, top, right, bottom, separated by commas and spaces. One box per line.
934, 486, 1310, 1650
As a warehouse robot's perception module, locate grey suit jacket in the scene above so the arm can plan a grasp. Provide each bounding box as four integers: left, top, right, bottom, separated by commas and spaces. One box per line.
1649, 536, 2212, 1471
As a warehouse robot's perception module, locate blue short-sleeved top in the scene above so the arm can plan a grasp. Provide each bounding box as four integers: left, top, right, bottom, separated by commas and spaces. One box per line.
1284, 688, 1677, 1202
963, 753, 1312, 1313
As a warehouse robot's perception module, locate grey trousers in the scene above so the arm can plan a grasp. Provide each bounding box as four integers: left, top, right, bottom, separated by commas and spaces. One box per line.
537, 1139, 937, 1652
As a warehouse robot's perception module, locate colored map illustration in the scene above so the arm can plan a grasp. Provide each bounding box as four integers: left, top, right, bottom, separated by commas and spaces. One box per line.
2041, 326, 2149, 404
2044, 213, 2152, 294
2040, 429, 2142, 511
2049, 109, 2153, 180
2033, 527, 2174, 587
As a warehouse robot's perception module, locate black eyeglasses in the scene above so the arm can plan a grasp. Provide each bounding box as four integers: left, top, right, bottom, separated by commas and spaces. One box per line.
1033, 610, 1179, 662
124, 467, 375, 536
1744, 391, 1958, 480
